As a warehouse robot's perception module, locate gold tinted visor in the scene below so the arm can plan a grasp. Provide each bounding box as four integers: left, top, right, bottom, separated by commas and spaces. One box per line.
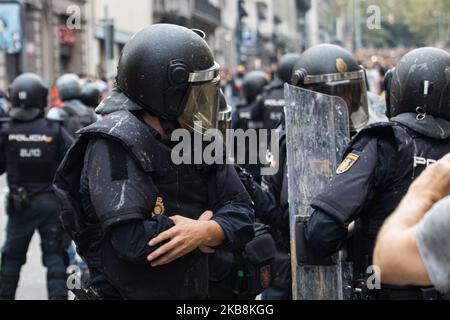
178, 76, 221, 134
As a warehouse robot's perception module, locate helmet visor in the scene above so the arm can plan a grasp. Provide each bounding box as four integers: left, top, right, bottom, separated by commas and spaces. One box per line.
178, 76, 220, 134
305, 70, 369, 132
218, 104, 232, 137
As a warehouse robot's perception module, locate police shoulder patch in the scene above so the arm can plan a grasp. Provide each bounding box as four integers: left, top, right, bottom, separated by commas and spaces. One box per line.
152, 196, 166, 218
336, 153, 360, 175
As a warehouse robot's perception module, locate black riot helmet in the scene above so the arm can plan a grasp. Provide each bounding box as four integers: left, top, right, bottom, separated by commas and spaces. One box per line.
277, 53, 301, 83
291, 44, 369, 132
56, 73, 82, 101
386, 47, 450, 122
242, 71, 269, 103
81, 83, 101, 109
8, 73, 48, 121
116, 24, 221, 133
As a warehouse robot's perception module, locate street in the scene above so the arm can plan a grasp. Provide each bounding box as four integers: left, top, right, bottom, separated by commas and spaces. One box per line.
0, 176, 47, 300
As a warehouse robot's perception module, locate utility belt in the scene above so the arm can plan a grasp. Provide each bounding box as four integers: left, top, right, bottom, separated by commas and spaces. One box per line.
375, 287, 442, 301
210, 224, 277, 300
351, 274, 442, 301
6, 186, 53, 216
6, 187, 32, 215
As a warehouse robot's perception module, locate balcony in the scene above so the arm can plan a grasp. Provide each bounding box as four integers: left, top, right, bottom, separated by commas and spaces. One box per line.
153, 0, 191, 19
153, 0, 221, 27
193, 0, 221, 26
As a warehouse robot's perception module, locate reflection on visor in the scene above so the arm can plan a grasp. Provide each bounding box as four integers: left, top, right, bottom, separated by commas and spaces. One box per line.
306, 78, 369, 132
178, 76, 221, 134
189, 62, 221, 83
219, 105, 232, 121
218, 105, 232, 137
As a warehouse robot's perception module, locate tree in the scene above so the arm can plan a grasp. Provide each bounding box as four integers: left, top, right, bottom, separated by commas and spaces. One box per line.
333, 0, 450, 48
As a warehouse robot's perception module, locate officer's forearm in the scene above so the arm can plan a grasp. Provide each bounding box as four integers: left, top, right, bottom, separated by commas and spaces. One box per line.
201, 220, 227, 248
110, 217, 175, 264
251, 182, 282, 226
305, 210, 348, 258
211, 203, 255, 252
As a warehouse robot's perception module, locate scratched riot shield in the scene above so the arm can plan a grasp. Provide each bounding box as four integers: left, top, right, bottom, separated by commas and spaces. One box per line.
367, 92, 388, 125
284, 84, 351, 300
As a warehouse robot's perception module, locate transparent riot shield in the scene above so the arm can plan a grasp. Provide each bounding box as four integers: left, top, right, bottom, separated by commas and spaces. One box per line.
284, 84, 351, 300
367, 92, 388, 125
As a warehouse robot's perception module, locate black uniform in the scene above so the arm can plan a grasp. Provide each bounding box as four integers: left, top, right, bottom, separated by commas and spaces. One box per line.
259, 80, 286, 131
47, 99, 98, 138
241, 54, 299, 300
54, 110, 255, 300
0, 117, 73, 300
259, 53, 300, 132
232, 100, 265, 183
232, 71, 269, 184
305, 121, 450, 299
48, 74, 97, 137
251, 129, 291, 300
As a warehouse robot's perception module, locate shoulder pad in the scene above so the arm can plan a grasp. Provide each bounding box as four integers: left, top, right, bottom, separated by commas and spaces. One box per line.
263, 79, 283, 92
46, 117, 64, 125
0, 117, 11, 130
343, 122, 398, 157
45, 118, 65, 132
78, 111, 172, 173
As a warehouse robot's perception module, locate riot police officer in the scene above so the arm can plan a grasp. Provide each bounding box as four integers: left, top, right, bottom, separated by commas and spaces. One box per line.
238, 44, 370, 300
53, 24, 255, 300
209, 93, 276, 300
80, 83, 101, 110
304, 47, 450, 300
47, 74, 97, 137
0, 73, 73, 300
258, 53, 300, 130
233, 70, 269, 131
232, 71, 269, 184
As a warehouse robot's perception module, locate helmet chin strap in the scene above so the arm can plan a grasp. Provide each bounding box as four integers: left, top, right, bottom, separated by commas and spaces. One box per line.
416, 80, 431, 121
160, 118, 182, 140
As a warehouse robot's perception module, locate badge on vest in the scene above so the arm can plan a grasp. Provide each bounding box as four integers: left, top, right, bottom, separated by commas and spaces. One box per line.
336, 153, 360, 175
151, 197, 166, 218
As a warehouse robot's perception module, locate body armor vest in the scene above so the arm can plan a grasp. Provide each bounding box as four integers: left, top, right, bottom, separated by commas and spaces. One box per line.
55, 111, 210, 299
349, 122, 450, 277
261, 85, 285, 130
1, 118, 62, 194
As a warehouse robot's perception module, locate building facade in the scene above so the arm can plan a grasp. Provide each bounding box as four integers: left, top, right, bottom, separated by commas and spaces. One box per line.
84, 0, 153, 81
0, 0, 316, 90
0, 0, 88, 88
238, 0, 310, 69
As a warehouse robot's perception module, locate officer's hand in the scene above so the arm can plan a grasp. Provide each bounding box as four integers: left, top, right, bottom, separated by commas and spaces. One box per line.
198, 211, 216, 254
347, 221, 355, 238
147, 214, 225, 267
198, 210, 214, 221
408, 153, 450, 205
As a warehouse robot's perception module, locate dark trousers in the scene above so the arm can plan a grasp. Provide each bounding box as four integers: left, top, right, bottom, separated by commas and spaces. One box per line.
0, 193, 68, 300
261, 286, 292, 300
